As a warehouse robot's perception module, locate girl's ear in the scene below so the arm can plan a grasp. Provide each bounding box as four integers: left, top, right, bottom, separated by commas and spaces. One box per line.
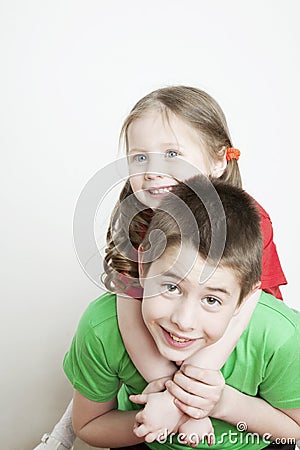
211, 155, 227, 178
138, 245, 144, 287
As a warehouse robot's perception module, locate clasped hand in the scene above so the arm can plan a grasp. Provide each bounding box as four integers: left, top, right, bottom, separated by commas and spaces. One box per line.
129, 365, 225, 446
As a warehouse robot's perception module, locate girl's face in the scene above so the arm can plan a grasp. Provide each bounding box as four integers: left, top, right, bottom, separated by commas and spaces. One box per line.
127, 110, 226, 208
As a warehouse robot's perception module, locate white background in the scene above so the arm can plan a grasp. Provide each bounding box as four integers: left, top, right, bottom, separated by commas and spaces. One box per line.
0, 1, 299, 449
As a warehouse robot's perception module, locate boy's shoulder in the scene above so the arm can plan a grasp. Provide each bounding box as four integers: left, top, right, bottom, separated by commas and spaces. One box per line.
252, 291, 300, 339
222, 292, 300, 409
70, 291, 130, 372
244, 291, 300, 358
81, 291, 117, 324
76, 291, 120, 343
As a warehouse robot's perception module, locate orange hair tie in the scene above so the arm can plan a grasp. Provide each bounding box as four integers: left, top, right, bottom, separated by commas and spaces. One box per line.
226, 147, 241, 162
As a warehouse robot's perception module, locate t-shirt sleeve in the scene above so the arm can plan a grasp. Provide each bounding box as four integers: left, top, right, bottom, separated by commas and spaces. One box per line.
63, 316, 120, 403
254, 200, 287, 298
258, 327, 300, 408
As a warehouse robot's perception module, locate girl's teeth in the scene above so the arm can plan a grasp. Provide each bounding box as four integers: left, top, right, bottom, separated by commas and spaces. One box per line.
169, 332, 190, 343
149, 187, 172, 195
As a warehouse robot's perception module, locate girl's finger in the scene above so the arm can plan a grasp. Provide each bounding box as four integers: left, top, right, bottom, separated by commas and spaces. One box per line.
145, 430, 164, 443
179, 366, 224, 387
165, 380, 206, 409
134, 410, 145, 424
174, 398, 207, 419
129, 394, 148, 405
174, 399, 208, 420
142, 376, 171, 394
133, 424, 150, 438
172, 372, 209, 397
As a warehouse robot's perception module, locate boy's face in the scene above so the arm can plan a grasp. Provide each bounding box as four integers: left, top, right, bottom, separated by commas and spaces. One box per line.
141, 244, 242, 363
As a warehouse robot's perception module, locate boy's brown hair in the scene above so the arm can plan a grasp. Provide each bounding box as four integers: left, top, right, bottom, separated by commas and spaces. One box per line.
141, 176, 262, 304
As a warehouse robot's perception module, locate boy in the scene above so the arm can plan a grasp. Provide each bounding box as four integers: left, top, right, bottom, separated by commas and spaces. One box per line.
63, 176, 300, 449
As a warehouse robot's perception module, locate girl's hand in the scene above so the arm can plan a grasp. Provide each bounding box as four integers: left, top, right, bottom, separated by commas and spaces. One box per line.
178, 417, 215, 448
165, 365, 225, 419
140, 376, 172, 395
129, 390, 183, 442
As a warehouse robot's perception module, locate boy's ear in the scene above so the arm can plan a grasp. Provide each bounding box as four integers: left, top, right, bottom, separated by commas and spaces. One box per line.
233, 281, 262, 316
252, 281, 262, 294
137, 245, 144, 287
211, 155, 227, 178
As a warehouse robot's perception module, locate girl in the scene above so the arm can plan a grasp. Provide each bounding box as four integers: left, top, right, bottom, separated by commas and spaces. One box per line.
34, 86, 287, 450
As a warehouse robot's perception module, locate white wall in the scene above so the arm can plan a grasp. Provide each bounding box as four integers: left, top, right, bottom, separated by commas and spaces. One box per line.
1, 1, 299, 449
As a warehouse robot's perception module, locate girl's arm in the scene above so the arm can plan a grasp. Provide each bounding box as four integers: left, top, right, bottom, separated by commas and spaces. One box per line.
185, 289, 261, 370
212, 385, 300, 441
117, 294, 176, 380
72, 389, 144, 448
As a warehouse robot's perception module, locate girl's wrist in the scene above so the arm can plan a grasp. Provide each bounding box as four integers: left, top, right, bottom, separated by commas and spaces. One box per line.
210, 384, 237, 421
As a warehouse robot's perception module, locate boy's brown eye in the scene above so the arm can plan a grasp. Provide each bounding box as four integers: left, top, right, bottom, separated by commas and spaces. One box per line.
203, 296, 221, 306
165, 283, 180, 294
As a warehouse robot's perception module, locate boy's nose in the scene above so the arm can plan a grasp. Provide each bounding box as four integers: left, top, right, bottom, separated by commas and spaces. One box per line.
170, 300, 198, 333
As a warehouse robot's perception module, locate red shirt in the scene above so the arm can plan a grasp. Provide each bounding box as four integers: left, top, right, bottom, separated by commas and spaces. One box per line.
253, 199, 287, 300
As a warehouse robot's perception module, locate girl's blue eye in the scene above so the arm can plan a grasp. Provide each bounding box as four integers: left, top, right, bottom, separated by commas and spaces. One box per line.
166, 150, 178, 159
134, 154, 147, 163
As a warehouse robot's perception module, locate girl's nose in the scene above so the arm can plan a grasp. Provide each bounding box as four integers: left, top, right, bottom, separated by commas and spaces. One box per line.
144, 171, 164, 181
143, 153, 171, 180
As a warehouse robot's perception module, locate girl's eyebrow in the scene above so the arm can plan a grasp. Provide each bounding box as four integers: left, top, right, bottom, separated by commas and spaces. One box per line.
127, 148, 147, 154
128, 144, 185, 154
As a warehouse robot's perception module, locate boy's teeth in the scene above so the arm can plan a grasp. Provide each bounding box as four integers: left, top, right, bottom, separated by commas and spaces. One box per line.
149, 187, 172, 195
169, 332, 189, 343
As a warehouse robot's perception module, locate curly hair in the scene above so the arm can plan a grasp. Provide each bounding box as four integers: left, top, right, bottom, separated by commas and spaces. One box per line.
102, 179, 153, 293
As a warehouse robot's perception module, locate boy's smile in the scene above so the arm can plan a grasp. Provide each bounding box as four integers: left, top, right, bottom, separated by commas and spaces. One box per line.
141, 244, 242, 362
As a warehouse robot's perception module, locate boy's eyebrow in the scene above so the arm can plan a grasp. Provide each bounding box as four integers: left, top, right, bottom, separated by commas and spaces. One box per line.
160, 271, 182, 281
160, 271, 186, 283
161, 273, 232, 298
204, 286, 232, 297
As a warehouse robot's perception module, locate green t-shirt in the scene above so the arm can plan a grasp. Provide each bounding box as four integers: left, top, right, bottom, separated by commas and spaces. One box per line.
63, 291, 300, 450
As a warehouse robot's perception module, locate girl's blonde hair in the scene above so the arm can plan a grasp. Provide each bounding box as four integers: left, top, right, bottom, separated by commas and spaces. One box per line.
103, 86, 242, 291
120, 85, 242, 188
